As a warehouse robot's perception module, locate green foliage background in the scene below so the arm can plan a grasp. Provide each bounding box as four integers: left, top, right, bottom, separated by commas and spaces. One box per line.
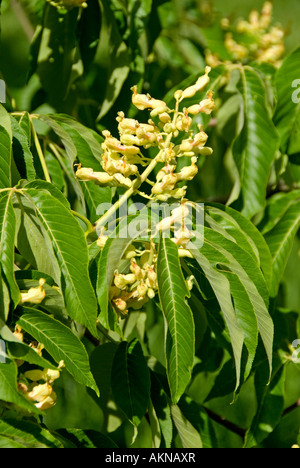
0, 0, 299, 449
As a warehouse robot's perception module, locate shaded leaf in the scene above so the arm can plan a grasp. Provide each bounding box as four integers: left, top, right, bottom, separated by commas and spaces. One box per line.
22, 188, 98, 336
17, 306, 99, 395
111, 339, 150, 426
157, 237, 195, 404
231, 67, 279, 218
0, 359, 39, 414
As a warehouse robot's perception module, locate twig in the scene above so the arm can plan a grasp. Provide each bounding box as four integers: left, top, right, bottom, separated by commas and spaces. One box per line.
202, 406, 246, 439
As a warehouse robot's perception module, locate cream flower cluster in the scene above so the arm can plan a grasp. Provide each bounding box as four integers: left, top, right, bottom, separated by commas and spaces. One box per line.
13, 326, 64, 411
77, 68, 215, 316
109, 243, 159, 316
206, 2, 285, 67
103, 203, 196, 316
76, 66, 215, 202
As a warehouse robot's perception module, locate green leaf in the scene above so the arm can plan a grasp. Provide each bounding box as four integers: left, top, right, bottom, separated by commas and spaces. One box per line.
10, 114, 36, 182
24, 179, 70, 209
231, 67, 279, 218
37, 114, 112, 223
31, 5, 83, 110
17, 307, 99, 395
13, 193, 61, 285
150, 371, 173, 448
170, 404, 202, 448
0, 192, 20, 318
0, 318, 57, 369
190, 222, 273, 389
157, 236, 195, 404
111, 339, 150, 426
0, 359, 39, 414
16, 277, 67, 320
178, 396, 218, 448
0, 105, 12, 189
257, 190, 300, 235
22, 188, 98, 336
0, 419, 63, 448
263, 198, 300, 296
95, 0, 130, 120
90, 342, 118, 411
191, 247, 244, 392
273, 46, 300, 154
38, 114, 104, 169
205, 203, 273, 291
244, 357, 286, 448
97, 236, 130, 329
56, 428, 118, 449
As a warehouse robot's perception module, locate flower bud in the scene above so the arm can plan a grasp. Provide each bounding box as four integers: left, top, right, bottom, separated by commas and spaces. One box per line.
25, 368, 61, 384
113, 298, 128, 314
27, 383, 53, 404
146, 267, 157, 289
225, 34, 249, 60
149, 98, 169, 112
150, 106, 169, 118
21, 279, 46, 305
130, 259, 145, 280
124, 245, 137, 259
97, 234, 109, 249
117, 112, 138, 134
186, 104, 202, 115
137, 281, 148, 297
194, 66, 212, 92
186, 275, 195, 291
35, 392, 57, 410
131, 86, 153, 110
193, 127, 209, 147
13, 326, 23, 342
156, 215, 175, 232
62, 0, 88, 9
179, 139, 194, 153
147, 288, 156, 299
177, 160, 198, 181
260, 1, 273, 29
120, 134, 141, 146
198, 146, 213, 156
171, 204, 190, 225
198, 92, 215, 115
76, 166, 115, 186
159, 112, 172, 124
114, 273, 136, 290
169, 187, 187, 199
176, 112, 192, 132
174, 90, 183, 100
173, 226, 194, 246
177, 248, 194, 258
181, 67, 211, 100
30, 342, 44, 356
113, 173, 133, 189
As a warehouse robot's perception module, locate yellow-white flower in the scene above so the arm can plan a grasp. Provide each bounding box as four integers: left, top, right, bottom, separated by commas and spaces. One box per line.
20, 279, 46, 305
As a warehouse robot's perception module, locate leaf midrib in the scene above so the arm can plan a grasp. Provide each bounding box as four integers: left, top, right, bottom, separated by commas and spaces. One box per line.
23, 192, 94, 332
